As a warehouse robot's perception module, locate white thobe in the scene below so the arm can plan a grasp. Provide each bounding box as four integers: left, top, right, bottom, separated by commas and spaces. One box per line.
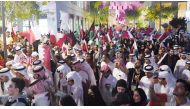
182, 69, 190, 81
174, 59, 186, 79
138, 76, 151, 99
81, 62, 97, 86
69, 86, 84, 106
112, 68, 127, 82
99, 74, 117, 105
126, 61, 135, 69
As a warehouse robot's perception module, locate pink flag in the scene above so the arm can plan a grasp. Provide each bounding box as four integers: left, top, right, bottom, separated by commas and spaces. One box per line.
19, 29, 36, 45
49, 34, 56, 45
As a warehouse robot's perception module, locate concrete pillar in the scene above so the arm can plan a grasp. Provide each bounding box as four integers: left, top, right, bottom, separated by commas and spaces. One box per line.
60, 11, 69, 31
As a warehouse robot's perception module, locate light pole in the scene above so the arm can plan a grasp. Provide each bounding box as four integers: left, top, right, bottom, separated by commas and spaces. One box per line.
1, 1, 7, 62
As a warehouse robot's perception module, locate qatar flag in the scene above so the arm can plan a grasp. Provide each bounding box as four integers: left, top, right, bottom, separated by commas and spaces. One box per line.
38, 44, 51, 71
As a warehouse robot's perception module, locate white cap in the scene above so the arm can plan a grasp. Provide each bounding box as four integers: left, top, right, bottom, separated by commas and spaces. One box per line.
0, 68, 12, 79
14, 65, 27, 76
158, 71, 168, 78
32, 60, 42, 66
15, 46, 21, 51
129, 54, 135, 57
0, 68, 10, 74
159, 65, 169, 71
186, 61, 190, 65
144, 54, 151, 59
144, 65, 154, 73
31, 51, 39, 57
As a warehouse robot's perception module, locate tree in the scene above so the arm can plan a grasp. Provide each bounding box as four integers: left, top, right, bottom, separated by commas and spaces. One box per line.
125, 8, 141, 26
89, 1, 109, 25
145, 3, 177, 21
0, 1, 40, 25
144, 2, 177, 32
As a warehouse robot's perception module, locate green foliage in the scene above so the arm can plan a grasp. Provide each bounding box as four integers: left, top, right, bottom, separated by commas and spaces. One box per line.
145, 4, 177, 21
125, 8, 141, 21
89, 1, 109, 24
2, 1, 40, 23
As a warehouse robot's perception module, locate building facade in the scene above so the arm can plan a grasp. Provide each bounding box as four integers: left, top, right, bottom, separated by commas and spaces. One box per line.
45, 1, 90, 34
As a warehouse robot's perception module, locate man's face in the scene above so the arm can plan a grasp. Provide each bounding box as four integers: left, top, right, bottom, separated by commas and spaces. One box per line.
59, 73, 63, 79
159, 49, 163, 55
72, 65, 80, 72
102, 55, 107, 62
169, 50, 174, 55
181, 55, 186, 60
76, 50, 81, 56
16, 51, 21, 55
68, 80, 74, 86
135, 60, 141, 68
173, 82, 186, 96
0, 75, 8, 82
85, 54, 91, 61
145, 59, 151, 64
8, 82, 19, 96
146, 72, 153, 78
33, 73, 39, 79
158, 78, 167, 85
32, 56, 38, 62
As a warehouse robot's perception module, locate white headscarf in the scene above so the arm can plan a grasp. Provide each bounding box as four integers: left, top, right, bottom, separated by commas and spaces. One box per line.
15, 65, 30, 80
66, 71, 83, 89
0, 68, 13, 80
55, 64, 71, 86
158, 71, 176, 93
159, 65, 176, 82
0, 68, 13, 94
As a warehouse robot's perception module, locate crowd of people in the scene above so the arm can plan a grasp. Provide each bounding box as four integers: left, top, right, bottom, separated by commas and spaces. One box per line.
0, 23, 190, 106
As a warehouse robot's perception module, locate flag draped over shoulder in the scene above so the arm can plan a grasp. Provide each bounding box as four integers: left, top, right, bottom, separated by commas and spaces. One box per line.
19, 29, 36, 45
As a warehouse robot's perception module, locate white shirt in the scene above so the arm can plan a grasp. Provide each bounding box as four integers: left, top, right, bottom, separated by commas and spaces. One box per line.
182, 69, 190, 81
112, 68, 127, 82
126, 61, 135, 69
99, 74, 117, 105
78, 70, 89, 83
166, 95, 190, 106
174, 59, 187, 79
69, 86, 83, 106
138, 76, 151, 99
